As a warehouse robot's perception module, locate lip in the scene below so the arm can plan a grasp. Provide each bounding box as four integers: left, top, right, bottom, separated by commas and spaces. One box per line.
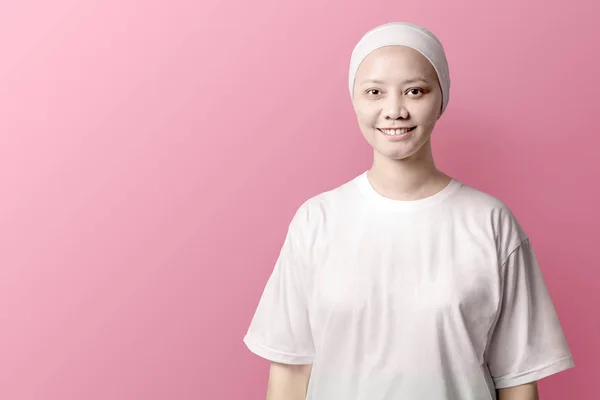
377, 126, 416, 140
378, 127, 415, 130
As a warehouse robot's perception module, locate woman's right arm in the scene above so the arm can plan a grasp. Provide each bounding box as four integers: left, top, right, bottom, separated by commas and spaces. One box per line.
266, 362, 312, 400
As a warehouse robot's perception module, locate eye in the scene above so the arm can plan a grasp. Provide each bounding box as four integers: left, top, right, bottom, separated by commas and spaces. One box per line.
366, 89, 381, 96
406, 88, 425, 97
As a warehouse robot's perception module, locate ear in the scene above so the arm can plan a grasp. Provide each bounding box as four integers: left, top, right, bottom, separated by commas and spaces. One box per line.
437, 101, 444, 120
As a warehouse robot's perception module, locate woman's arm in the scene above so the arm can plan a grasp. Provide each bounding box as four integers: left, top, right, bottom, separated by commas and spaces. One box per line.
497, 381, 539, 400
266, 362, 312, 400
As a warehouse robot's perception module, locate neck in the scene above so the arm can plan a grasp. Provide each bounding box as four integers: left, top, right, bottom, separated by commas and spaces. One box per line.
367, 140, 451, 201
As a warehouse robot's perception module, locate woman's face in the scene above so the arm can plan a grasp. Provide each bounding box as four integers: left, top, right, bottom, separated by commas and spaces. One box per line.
352, 45, 443, 162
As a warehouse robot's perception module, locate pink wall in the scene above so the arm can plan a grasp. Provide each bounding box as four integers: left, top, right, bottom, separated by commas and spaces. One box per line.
0, 0, 596, 398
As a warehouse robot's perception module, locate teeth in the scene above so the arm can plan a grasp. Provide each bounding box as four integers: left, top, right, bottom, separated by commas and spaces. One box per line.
381, 128, 412, 135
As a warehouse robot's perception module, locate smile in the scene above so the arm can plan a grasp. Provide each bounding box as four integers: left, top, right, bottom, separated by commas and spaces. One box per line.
377, 127, 416, 136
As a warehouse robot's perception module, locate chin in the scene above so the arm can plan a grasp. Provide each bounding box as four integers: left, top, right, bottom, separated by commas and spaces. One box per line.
374, 140, 430, 161
382, 151, 418, 161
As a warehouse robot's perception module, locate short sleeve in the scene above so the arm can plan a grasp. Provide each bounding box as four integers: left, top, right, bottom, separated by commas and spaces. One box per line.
243, 205, 315, 365
485, 238, 574, 388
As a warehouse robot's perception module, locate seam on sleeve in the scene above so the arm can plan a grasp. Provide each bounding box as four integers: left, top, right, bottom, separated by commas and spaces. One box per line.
483, 237, 529, 364
493, 356, 575, 388
482, 274, 504, 364
243, 333, 315, 365
499, 237, 529, 271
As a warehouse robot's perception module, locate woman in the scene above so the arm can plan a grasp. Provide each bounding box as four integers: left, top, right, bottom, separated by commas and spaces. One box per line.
243, 22, 574, 400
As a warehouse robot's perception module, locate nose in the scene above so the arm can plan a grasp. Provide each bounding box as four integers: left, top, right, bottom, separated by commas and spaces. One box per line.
383, 96, 409, 120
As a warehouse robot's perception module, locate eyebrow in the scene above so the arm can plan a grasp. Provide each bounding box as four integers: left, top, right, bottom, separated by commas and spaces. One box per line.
360, 77, 429, 85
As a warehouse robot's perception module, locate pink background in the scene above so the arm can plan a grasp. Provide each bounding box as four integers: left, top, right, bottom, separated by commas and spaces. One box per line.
0, 0, 597, 398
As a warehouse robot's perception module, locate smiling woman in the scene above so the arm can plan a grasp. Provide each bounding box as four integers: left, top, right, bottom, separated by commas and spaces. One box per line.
243, 21, 574, 400
352, 45, 442, 156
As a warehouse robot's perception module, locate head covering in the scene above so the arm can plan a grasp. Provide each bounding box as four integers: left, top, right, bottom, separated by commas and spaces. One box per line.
349, 22, 451, 115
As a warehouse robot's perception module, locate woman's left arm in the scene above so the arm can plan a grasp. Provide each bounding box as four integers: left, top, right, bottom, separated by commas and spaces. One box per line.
497, 382, 539, 400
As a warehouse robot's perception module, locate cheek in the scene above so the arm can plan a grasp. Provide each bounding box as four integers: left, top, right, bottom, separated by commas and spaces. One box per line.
411, 102, 440, 125
354, 105, 378, 127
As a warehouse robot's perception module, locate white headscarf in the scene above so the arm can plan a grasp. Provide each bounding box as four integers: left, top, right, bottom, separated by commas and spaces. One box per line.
349, 22, 451, 115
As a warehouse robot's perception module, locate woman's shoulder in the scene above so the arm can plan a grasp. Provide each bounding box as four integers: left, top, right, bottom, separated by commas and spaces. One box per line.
288, 174, 364, 234
451, 180, 522, 222
299, 172, 362, 206
451, 180, 529, 256
451, 180, 509, 209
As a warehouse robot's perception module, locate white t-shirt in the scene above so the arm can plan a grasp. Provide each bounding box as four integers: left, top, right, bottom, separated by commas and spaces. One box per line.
243, 172, 574, 399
